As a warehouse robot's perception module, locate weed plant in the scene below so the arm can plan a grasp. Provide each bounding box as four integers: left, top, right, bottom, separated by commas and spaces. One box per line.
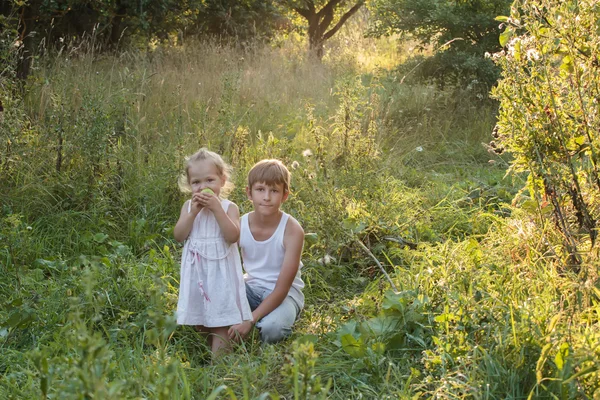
1, 20, 597, 399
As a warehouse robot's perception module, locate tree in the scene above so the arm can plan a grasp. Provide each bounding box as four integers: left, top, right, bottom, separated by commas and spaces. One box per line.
288, 0, 365, 59
368, 0, 511, 89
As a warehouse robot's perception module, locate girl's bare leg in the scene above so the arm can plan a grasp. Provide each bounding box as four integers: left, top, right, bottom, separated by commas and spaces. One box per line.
210, 327, 231, 356
195, 325, 212, 347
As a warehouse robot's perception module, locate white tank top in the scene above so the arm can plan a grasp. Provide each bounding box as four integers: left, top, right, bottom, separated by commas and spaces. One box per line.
240, 212, 304, 309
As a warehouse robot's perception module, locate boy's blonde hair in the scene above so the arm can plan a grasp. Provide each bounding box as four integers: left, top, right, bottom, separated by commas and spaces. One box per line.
178, 148, 234, 196
247, 159, 291, 193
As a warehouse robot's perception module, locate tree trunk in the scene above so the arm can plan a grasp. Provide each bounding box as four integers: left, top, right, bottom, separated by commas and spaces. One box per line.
109, 3, 126, 48
294, 1, 364, 61
307, 13, 324, 59
16, 4, 34, 81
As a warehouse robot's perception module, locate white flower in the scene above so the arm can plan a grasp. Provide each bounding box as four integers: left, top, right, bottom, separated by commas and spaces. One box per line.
302, 149, 313, 157
526, 48, 540, 61
415, 146, 423, 152
317, 254, 335, 265
291, 161, 299, 169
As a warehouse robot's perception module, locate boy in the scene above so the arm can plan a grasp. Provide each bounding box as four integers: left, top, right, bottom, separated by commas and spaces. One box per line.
228, 159, 305, 344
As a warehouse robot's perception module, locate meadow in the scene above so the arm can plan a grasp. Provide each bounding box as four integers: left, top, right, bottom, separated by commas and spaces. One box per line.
1, 23, 599, 399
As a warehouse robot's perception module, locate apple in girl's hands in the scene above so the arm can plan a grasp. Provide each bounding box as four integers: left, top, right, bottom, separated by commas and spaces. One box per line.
195, 187, 220, 211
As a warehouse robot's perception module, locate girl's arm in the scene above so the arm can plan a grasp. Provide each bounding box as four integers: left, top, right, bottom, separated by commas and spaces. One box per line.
201, 194, 240, 244
213, 201, 241, 244
229, 217, 303, 339
174, 200, 198, 242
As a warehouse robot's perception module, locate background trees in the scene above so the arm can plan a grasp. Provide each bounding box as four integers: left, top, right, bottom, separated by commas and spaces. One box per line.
368, 0, 512, 90
1, 0, 511, 85
288, 0, 365, 59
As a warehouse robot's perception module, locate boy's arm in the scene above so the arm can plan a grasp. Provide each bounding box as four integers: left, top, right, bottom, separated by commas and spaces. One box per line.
228, 217, 304, 339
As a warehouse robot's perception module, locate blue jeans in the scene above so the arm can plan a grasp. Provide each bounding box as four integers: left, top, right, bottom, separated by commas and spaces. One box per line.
245, 283, 300, 344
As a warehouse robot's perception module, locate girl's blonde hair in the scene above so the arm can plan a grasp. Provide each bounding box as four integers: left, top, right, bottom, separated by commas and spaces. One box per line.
178, 148, 234, 197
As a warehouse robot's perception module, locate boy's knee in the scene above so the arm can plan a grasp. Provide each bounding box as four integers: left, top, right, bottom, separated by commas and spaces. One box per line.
258, 319, 291, 344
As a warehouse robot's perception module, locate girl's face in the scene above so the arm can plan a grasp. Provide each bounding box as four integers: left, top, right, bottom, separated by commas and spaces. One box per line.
187, 159, 225, 196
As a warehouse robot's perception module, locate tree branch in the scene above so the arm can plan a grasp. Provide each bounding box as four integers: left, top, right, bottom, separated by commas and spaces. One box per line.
323, 1, 364, 41
317, 0, 343, 19
293, 7, 311, 19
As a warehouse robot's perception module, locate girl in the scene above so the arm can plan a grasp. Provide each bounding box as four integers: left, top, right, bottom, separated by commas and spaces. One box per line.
174, 148, 252, 354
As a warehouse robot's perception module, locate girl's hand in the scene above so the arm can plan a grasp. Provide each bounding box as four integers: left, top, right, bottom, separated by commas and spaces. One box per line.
189, 194, 204, 215
196, 191, 220, 211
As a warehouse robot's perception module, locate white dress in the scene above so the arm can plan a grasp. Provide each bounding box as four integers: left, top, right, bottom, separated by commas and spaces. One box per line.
176, 199, 252, 327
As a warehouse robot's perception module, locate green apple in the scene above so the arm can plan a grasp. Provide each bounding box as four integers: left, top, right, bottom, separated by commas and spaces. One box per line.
201, 188, 215, 195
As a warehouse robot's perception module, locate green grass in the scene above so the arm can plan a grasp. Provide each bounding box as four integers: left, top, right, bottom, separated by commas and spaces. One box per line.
1, 28, 599, 399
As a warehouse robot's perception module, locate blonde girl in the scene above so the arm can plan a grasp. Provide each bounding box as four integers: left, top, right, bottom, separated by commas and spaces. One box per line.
174, 148, 252, 354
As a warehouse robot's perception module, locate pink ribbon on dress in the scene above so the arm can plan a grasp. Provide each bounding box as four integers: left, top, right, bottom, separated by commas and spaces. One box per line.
188, 248, 211, 302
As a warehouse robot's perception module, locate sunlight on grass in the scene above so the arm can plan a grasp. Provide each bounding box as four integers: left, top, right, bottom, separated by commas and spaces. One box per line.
2, 16, 598, 399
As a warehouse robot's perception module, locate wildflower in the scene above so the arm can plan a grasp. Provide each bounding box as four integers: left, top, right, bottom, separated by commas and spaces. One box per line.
317, 254, 335, 265
302, 149, 313, 157
526, 48, 540, 61
416, 146, 423, 152
291, 161, 299, 169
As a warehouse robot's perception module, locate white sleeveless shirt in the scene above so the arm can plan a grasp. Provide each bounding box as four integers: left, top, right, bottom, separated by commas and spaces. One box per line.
239, 212, 304, 309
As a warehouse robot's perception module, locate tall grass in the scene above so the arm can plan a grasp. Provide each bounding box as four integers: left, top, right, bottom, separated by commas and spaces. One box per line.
2, 21, 596, 399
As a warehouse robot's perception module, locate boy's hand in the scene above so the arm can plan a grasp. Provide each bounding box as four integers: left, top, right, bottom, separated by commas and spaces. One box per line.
228, 320, 254, 341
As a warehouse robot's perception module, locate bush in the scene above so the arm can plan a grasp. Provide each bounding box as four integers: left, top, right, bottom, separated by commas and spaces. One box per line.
492, 0, 600, 268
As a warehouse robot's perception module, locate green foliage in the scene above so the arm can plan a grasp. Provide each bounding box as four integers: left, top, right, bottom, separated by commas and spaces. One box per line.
282, 341, 331, 399
196, 0, 283, 41
3, 30, 597, 398
368, 0, 512, 90
492, 0, 600, 267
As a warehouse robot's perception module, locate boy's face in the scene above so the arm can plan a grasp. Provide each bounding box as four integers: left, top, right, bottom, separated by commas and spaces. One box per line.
246, 181, 288, 217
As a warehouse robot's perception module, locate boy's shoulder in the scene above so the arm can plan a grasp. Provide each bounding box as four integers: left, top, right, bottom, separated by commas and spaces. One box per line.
283, 213, 304, 241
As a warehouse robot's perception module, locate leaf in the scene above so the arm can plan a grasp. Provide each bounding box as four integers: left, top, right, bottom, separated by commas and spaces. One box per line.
304, 232, 318, 245
337, 320, 358, 339
563, 364, 599, 383
521, 200, 539, 213
554, 342, 569, 371
434, 313, 457, 323
371, 342, 386, 355
495, 16, 509, 22
341, 333, 366, 358
92, 232, 109, 243
359, 316, 398, 338
560, 55, 574, 73
206, 385, 231, 400
499, 27, 514, 47
296, 334, 318, 345
342, 217, 366, 233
